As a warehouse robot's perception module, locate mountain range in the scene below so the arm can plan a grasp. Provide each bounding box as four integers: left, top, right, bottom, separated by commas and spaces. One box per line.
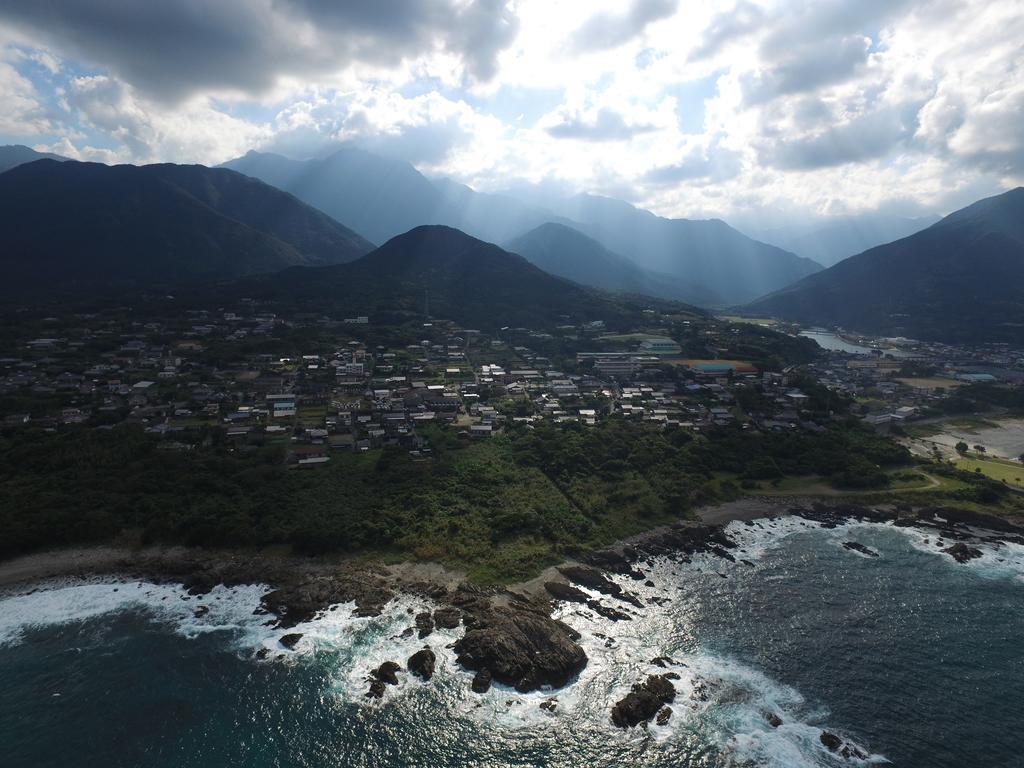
0, 144, 68, 174
0, 159, 373, 293
223, 147, 819, 305
226, 225, 679, 330
746, 187, 1024, 343
505, 222, 723, 305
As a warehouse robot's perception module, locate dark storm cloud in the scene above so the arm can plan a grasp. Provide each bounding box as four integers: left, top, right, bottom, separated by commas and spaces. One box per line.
0, 0, 519, 102
570, 0, 678, 52
546, 108, 656, 141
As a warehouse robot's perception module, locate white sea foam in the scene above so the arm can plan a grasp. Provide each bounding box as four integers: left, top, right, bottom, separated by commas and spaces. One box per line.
0, 579, 271, 648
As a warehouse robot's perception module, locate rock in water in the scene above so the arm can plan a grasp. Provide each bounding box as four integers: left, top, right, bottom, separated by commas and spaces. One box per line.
766, 712, 783, 728
820, 731, 869, 759
842, 541, 880, 557
656, 707, 672, 725
454, 607, 587, 693
372, 661, 402, 686
415, 612, 435, 638
279, 633, 303, 650
471, 668, 492, 693
544, 581, 590, 603
408, 649, 436, 681
943, 542, 983, 563
611, 674, 677, 728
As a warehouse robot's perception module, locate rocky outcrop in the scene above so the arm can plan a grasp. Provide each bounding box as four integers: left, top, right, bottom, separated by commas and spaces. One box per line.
372, 661, 402, 686
432, 606, 461, 629
279, 633, 303, 649
611, 674, 677, 728
408, 649, 436, 681
557, 565, 643, 607
766, 712, 783, 728
544, 582, 590, 603
454, 605, 587, 693
943, 542, 983, 563
415, 612, 435, 638
261, 573, 393, 628
471, 668, 492, 693
820, 731, 869, 760
842, 541, 879, 557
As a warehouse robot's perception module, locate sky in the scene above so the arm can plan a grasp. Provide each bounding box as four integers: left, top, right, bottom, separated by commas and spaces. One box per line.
0, 0, 1021, 228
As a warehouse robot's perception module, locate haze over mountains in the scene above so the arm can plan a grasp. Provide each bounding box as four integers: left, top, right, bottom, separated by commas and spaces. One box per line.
755, 214, 940, 267
1, 143, 1019, 345
746, 187, 1024, 343
229, 225, 668, 330
505, 223, 723, 306
0, 158, 373, 292
223, 147, 820, 305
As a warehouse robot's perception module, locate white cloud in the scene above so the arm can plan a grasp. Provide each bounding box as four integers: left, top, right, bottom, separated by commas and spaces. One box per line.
0, 0, 1021, 223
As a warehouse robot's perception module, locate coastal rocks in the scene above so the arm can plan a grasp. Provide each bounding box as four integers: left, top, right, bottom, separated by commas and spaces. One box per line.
586, 601, 632, 622
372, 661, 402, 686
842, 541, 879, 558
556, 566, 643, 608
279, 633, 304, 650
261, 573, 393, 628
454, 606, 587, 693
943, 542, 983, 564
432, 606, 461, 629
407, 649, 436, 681
766, 712, 783, 728
415, 612, 435, 638
192, 604, 209, 618
611, 674, 677, 728
539, 698, 558, 713
471, 669, 492, 693
544, 582, 590, 603
656, 707, 672, 726
820, 731, 869, 760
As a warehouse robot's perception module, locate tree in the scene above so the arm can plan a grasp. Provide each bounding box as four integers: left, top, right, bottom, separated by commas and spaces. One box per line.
955, 441, 969, 454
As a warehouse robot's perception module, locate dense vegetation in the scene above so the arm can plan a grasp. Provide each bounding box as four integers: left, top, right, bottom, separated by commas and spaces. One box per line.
0, 418, 911, 582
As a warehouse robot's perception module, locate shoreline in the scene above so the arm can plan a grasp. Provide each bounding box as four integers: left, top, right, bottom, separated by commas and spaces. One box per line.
2, 498, 1021, 601
0, 498, 795, 594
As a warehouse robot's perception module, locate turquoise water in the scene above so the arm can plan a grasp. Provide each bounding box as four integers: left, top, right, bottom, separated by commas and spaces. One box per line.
2, 519, 1023, 768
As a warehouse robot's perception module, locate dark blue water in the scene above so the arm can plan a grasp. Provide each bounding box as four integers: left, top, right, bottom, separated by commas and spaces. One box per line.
2, 520, 1022, 768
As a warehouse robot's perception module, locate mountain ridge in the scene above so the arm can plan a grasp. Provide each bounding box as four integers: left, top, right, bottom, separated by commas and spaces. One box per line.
0, 159, 374, 294
745, 187, 1024, 343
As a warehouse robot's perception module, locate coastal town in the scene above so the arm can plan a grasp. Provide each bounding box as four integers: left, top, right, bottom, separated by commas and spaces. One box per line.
3, 300, 1023, 485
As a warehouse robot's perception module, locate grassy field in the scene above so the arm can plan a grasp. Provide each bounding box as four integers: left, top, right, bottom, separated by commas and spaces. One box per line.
956, 455, 1024, 488
715, 315, 779, 327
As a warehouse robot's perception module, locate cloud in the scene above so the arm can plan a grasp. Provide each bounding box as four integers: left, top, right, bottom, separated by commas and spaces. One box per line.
546, 107, 656, 141
64, 75, 271, 163
570, 0, 678, 52
0, 58, 53, 135
689, 0, 765, 60
0, 0, 519, 103
762, 108, 910, 170
741, 35, 870, 104
643, 143, 742, 185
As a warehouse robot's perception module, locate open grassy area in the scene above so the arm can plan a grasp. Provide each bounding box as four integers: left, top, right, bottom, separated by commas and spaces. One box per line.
715, 315, 779, 327
956, 455, 1024, 488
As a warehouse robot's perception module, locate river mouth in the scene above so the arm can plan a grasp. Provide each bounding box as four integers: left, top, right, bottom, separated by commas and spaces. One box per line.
2, 517, 1022, 768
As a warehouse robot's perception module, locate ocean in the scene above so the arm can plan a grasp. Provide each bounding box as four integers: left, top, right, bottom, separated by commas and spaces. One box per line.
2, 518, 1023, 768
